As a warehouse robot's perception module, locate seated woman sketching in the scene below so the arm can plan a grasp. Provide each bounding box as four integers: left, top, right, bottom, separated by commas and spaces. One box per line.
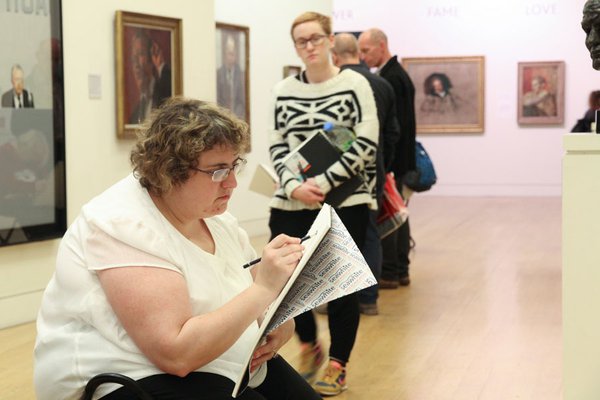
33, 98, 321, 400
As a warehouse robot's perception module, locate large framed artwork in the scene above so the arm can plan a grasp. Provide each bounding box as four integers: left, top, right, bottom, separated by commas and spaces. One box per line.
0, 0, 66, 246
216, 23, 250, 125
115, 11, 182, 139
402, 56, 485, 134
517, 61, 565, 125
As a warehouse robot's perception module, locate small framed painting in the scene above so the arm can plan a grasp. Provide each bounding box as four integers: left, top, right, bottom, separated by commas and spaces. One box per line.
402, 56, 485, 134
216, 23, 250, 124
517, 61, 565, 125
115, 11, 183, 138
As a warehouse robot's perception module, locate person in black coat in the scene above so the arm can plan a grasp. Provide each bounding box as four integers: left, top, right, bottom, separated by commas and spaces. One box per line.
331, 33, 401, 315
1, 64, 34, 108
571, 90, 600, 132
359, 28, 416, 287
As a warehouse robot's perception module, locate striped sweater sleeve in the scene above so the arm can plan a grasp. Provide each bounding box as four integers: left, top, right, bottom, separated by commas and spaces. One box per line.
267, 83, 303, 198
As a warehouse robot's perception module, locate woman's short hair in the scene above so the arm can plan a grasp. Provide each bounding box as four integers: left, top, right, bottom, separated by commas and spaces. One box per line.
290, 11, 332, 38
130, 97, 250, 195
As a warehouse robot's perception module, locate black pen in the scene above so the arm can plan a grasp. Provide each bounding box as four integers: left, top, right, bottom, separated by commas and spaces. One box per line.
242, 235, 312, 269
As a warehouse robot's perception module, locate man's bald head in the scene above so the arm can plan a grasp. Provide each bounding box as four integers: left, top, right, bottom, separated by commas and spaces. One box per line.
332, 33, 360, 66
358, 28, 391, 68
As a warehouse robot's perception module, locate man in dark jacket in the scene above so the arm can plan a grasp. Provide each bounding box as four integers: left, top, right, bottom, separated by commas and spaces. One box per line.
332, 33, 400, 315
2, 64, 34, 108
359, 28, 416, 287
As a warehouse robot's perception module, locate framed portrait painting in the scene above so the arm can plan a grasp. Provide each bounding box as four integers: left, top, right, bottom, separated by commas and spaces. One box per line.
0, 0, 66, 246
402, 56, 485, 134
517, 61, 565, 125
216, 23, 250, 124
283, 65, 301, 78
115, 11, 182, 139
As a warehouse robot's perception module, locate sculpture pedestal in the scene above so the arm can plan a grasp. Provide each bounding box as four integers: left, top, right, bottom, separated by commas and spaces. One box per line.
563, 133, 600, 399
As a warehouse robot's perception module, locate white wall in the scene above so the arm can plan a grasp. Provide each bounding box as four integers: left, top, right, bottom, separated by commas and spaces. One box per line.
0, 0, 215, 329
333, 0, 594, 196
0, 0, 334, 329
215, 0, 333, 236
1, 0, 587, 328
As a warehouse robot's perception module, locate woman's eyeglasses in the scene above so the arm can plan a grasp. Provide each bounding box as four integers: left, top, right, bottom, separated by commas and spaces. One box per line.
191, 158, 247, 182
294, 34, 327, 49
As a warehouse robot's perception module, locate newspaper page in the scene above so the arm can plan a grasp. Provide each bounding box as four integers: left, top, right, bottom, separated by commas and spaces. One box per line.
232, 204, 376, 397
264, 207, 377, 333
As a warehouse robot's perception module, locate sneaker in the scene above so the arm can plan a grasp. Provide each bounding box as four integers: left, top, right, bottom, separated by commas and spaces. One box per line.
359, 302, 379, 316
314, 361, 348, 396
379, 278, 399, 289
298, 341, 325, 381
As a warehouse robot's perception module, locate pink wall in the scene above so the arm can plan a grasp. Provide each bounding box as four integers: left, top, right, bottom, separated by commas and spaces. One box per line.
333, 0, 594, 196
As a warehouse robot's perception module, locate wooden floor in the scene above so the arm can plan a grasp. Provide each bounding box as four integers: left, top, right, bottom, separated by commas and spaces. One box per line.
0, 196, 562, 400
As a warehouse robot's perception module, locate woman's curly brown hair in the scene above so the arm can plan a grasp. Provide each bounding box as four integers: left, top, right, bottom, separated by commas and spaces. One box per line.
130, 97, 250, 195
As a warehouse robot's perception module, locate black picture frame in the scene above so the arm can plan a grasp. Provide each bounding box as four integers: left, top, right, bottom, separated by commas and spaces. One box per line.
0, 0, 66, 246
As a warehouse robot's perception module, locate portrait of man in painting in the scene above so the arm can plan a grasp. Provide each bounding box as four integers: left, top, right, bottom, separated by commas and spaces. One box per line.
123, 27, 173, 125
216, 24, 248, 123
420, 72, 465, 116
521, 75, 556, 117
403, 56, 484, 133
517, 61, 564, 125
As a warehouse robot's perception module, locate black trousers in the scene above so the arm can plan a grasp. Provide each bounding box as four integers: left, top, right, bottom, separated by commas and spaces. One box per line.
100, 356, 321, 400
268, 205, 369, 363
381, 217, 411, 280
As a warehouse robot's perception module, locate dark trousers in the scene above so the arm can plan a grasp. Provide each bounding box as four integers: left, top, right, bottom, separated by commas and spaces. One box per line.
358, 211, 381, 305
100, 356, 321, 400
269, 205, 369, 363
381, 217, 410, 280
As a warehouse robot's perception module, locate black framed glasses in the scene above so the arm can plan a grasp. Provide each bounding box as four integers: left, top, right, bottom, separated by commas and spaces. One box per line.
191, 158, 247, 182
294, 34, 327, 49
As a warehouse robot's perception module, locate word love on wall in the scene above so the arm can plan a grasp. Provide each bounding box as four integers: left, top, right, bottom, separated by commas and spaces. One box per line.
525, 2, 557, 16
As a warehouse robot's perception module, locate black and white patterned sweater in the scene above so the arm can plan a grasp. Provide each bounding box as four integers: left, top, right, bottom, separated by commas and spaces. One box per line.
268, 69, 379, 211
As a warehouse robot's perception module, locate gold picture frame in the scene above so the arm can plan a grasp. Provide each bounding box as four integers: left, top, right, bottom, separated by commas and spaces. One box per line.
402, 56, 485, 134
517, 61, 565, 125
283, 65, 301, 78
216, 22, 250, 125
115, 11, 182, 139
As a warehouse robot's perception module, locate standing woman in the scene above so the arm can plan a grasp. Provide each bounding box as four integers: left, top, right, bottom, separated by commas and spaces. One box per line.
267, 11, 379, 396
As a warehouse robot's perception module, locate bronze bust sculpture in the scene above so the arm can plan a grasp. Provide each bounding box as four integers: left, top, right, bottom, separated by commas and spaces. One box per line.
583, 0, 600, 70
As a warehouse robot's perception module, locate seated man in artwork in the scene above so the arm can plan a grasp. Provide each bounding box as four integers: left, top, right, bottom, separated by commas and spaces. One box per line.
128, 30, 156, 124
522, 76, 556, 117
151, 39, 172, 108
1, 64, 34, 108
217, 34, 246, 120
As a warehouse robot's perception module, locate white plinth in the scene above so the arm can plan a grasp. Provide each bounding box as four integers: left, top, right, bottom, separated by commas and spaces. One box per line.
563, 133, 600, 399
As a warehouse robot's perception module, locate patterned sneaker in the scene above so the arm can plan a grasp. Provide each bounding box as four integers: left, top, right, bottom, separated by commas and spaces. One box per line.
314, 361, 348, 396
298, 341, 325, 381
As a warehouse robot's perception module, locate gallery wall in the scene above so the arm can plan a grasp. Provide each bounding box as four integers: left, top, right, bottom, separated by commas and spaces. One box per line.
0, 0, 216, 329
0, 0, 333, 329
333, 0, 596, 196
215, 0, 332, 236
0, 0, 590, 328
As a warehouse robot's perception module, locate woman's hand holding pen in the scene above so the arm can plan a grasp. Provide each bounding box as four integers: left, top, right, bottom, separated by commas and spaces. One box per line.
291, 178, 324, 206
253, 234, 305, 301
